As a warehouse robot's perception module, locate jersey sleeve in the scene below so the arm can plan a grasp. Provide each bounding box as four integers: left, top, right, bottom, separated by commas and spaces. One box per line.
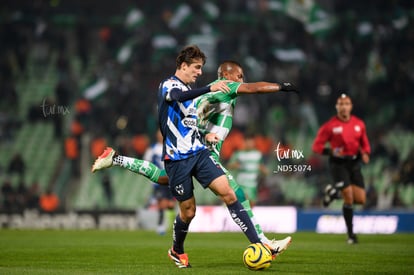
312, 122, 331, 154
228, 81, 242, 97
161, 78, 176, 101
168, 86, 210, 102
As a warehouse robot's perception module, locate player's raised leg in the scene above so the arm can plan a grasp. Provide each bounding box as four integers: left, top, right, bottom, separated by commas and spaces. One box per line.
91, 147, 167, 184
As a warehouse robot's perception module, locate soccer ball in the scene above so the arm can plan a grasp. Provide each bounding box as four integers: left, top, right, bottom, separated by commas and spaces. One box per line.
242, 243, 272, 271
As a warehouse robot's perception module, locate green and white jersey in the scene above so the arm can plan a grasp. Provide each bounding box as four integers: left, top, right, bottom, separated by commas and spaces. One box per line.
230, 149, 263, 188
195, 79, 241, 157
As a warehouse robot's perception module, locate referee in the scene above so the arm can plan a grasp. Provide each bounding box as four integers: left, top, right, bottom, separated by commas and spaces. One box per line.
312, 93, 371, 244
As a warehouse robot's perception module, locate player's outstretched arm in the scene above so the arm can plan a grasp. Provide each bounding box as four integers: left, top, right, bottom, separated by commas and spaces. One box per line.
237, 82, 298, 94
168, 80, 230, 102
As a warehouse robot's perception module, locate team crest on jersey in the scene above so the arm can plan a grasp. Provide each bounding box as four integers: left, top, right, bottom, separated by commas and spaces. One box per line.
333, 126, 343, 134
354, 125, 361, 132
175, 184, 184, 195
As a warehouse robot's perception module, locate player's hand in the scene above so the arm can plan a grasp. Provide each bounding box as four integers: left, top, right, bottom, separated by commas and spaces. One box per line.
361, 153, 370, 164
205, 133, 220, 144
280, 82, 299, 93
209, 80, 231, 93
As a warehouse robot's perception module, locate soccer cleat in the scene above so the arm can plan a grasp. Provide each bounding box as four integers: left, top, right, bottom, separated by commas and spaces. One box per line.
91, 147, 115, 173
168, 248, 191, 268
263, 244, 277, 260
268, 236, 292, 259
347, 234, 358, 244
323, 184, 337, 207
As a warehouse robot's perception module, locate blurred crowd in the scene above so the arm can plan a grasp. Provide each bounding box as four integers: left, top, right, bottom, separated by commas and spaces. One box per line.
1, 0, 413, 211
1, 152, 60, 213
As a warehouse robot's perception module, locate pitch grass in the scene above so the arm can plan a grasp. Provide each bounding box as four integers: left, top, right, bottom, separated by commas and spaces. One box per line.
0, 230, 413, 274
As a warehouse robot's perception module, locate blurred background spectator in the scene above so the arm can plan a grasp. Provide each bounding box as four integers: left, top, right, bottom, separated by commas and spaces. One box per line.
39, 187, 60, 213
7, 153, 25, 180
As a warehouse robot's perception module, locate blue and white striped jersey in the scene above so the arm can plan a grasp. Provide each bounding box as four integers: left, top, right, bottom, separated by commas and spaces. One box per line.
158, 76, 206, 161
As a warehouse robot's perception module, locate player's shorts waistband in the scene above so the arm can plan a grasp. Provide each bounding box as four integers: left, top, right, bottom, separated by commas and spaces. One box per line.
331, 155, 359, 161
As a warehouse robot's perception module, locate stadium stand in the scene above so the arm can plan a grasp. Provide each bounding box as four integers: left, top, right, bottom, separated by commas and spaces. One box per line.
72, 168, 153, 210
0, 52, 61, 192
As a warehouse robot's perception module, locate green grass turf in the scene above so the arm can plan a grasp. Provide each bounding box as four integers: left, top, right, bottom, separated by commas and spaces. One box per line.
0, 230, 413, 274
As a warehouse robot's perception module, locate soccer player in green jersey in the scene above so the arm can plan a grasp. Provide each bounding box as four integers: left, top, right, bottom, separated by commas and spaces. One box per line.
92, 60, 298, 255
227, 134, 268, 208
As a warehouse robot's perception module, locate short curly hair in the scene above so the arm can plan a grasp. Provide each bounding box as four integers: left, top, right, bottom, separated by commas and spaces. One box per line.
176, 45, 206, 69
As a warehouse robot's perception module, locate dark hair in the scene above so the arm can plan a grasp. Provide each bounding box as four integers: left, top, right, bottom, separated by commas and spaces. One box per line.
176, 45, 206, 69
337, 92, 352, 102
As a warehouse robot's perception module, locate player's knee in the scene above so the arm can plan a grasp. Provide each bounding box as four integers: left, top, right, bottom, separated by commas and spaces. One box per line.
184, 211, 196, 221
342, 193, 354, 205
356, 196, 366, 205
179, 201, 196, 222
209, 175, 235, 201
212, 182, 237, 204
220, 189, 237, 205
180, 208, 195, 222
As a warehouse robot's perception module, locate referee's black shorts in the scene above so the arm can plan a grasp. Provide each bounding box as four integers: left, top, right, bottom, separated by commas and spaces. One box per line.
329, 156, 365, 189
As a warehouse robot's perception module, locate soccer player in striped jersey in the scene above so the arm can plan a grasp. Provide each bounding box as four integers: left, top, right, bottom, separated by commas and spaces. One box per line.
92, 59, 297, 263
159, 45, 270, 268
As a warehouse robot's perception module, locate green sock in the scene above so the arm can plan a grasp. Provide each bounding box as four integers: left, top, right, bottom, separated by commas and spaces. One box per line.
113, 155, 161, 183
241, 200, 254, 219
166, 208, 176, 232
